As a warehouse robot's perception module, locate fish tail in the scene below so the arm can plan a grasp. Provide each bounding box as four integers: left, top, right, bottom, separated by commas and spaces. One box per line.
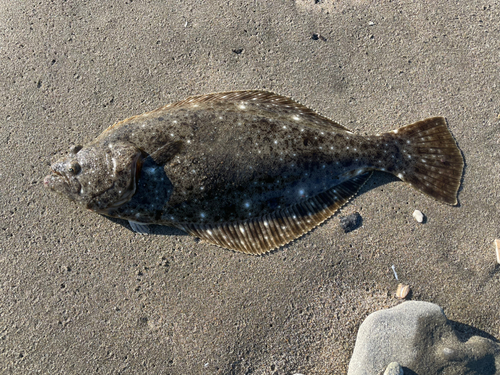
386, 117, 464, 205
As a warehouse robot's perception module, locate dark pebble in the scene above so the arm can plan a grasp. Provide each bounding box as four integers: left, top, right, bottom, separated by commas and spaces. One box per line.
339, 212, 362, 233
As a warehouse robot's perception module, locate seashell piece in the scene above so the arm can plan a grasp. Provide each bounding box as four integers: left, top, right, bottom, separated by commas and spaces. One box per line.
412, 209, 424, 223
396, 283, 410, 299
495, 239, 500, 264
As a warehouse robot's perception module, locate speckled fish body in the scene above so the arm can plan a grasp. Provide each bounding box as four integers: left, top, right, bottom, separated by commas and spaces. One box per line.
44, 91, 464, 254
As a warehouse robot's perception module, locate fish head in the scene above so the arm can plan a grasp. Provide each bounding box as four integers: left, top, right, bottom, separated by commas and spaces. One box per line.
44, 141, 143, 213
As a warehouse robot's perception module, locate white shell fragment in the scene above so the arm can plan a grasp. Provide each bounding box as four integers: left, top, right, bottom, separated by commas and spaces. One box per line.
412, 209, 424, 223
495, 239, 500, 264
396, 283, 410, 299
391, 265, 398, 280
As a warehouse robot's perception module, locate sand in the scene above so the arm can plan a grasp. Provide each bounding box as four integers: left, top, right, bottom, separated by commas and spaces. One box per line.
1, 0, 499, 373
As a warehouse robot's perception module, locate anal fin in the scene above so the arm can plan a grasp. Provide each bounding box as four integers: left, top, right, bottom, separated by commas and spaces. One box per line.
129, 220, 151, 234
182, 172, 372, 254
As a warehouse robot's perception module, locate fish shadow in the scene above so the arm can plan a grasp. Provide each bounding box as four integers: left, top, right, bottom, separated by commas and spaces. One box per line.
101, 169, 445, 241
357, 171, 399, 198
102, 215, 188, 236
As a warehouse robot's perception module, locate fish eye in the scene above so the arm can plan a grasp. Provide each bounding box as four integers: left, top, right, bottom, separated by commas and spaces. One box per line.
67, 161, 81, 175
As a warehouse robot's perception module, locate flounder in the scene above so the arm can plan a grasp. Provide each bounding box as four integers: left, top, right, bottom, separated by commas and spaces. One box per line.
44, 91, 464, 254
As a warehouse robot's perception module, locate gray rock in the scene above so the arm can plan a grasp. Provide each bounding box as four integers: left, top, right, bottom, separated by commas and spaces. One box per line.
339, 212, 362, 233
348, 301, 500, 375
384, 362, 403, 375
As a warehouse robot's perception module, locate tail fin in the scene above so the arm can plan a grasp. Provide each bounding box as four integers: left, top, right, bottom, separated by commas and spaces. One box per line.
390, 117, 464, 205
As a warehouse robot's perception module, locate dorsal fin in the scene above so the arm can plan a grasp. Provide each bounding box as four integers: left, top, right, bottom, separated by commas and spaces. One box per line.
178, 172, 372, 254
154, 90, 351, 132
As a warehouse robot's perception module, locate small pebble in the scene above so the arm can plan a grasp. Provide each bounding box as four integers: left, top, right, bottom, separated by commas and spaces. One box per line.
412, 210, 424, 223
384, 362, 403, 375
441, 347, 461, 361
339, 212, 362, 233
495, 239, 500, 264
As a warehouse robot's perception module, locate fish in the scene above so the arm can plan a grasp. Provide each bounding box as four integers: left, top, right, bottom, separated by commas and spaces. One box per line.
44, 90, 464, 254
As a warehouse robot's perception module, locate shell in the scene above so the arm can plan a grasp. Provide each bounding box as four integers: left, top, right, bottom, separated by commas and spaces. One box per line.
495, 239, 500, 264
396, 283, 410, 299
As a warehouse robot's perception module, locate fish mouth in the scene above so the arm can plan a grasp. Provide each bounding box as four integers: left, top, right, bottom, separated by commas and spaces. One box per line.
43, 169, 67, 189
51, 168, 71, 184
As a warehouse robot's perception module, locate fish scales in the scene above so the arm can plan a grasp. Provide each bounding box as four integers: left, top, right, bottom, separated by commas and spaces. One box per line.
44, 91, 464, 254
